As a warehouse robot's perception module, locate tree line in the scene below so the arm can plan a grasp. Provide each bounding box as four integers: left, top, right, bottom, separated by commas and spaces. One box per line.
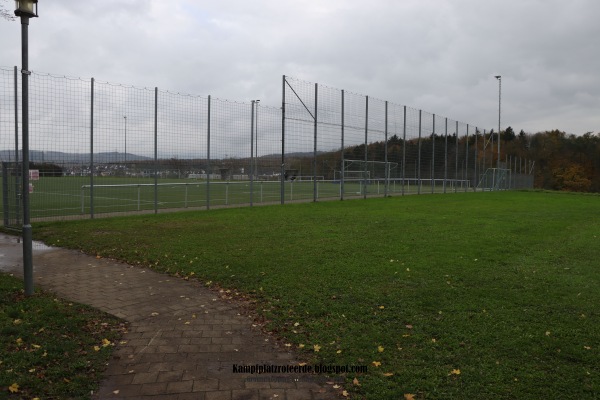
502, 129, 600, 192
300, 128, 600, 192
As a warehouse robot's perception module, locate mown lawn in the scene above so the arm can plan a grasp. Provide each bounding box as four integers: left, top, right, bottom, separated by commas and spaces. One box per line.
0, 273, 126, 399
33, 191, 600, 399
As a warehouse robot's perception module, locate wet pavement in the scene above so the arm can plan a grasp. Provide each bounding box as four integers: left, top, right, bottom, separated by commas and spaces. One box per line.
0, 234, 342, 400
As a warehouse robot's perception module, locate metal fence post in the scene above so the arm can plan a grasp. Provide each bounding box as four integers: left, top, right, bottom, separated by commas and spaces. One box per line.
444, 118, 448, 193
90, 78, 94, 218
418, 109, 422, 195
465, 124, 470, 192
432, 114, 436, 194
154, 87, 158, 213
281, 75, 285, 205
250, 100, 255, 206
402, 105, 406, 196
384, 101, 388, 197
455, 121, 459, 193
313, 83, 318, 202
340, 89, 345, 200
207, 95, 211, 210
474, 127, 478, 191
363, 96, 368, 199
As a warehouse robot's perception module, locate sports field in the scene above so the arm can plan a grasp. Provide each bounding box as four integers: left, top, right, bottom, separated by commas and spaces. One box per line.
3, 175, 469, 220
32, 191, 600, 399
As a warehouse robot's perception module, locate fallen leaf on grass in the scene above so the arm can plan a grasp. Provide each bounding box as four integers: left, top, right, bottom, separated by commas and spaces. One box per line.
378, 345, 384, 352
449, 369, 461, 375
8, 383, 19, 393
342, 390, 349, 397
353, 377, 360, 386
372, 361, 381, 367
383, 372, 394, 376
404, 394, 415, 400
313, 344, 321, 352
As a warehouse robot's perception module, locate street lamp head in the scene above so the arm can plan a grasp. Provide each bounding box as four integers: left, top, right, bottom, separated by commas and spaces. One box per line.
14, 0, 38, 18
495, 75, 501, 80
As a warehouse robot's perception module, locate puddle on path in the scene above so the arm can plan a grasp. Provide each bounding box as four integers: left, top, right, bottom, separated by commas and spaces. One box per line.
0, 235, 56, 272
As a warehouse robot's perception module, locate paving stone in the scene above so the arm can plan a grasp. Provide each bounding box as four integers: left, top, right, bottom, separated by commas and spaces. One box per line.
0, 234, 341, 400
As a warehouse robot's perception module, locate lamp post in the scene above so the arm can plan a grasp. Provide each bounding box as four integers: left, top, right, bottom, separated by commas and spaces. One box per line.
495, 75, 501, 170
15, 0, 38, 296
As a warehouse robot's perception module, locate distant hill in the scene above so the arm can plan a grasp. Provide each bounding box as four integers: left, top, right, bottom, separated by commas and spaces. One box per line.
0, 150, 153, 164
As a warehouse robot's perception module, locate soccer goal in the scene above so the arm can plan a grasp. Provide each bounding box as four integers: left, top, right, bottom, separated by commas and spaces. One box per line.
477, 168, 511, 191
334, 159, 399, 182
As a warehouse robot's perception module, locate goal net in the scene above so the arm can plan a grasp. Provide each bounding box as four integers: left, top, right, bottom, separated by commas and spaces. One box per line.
334, 159, 399, 181
477, 168, 511, 190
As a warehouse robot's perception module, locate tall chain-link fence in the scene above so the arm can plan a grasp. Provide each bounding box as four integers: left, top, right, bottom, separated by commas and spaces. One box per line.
282, 76, 534, 204
0, 67, 533, 221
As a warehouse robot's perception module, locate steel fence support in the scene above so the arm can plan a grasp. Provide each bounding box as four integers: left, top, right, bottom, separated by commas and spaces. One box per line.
363, 96, 368, 200
207, 95, 211, 210
474, 128, 478, 191
418, 110, 422, 195
465, 124, 469, 192
340, 89, 345, 200
281, 75, 285, 205
444, 118, 448, 193
402, 105, 406, 196
250, 100, 255, 206
384, 101, 388, 197
90, 78, 94, 218
431, 114, 436, 194
313, 83, 318, 202
154, 87, 158, 213
455, 121, 459, 193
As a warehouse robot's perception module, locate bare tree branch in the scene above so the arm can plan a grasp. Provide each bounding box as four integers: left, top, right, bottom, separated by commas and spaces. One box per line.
1, 0, 16, 21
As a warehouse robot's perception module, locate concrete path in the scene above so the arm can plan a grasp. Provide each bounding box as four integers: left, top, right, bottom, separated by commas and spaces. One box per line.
0, 234, 342, 400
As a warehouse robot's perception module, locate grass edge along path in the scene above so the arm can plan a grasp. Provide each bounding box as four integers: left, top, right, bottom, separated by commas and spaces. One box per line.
0, 273, 127, 400
32, 191, 600, 399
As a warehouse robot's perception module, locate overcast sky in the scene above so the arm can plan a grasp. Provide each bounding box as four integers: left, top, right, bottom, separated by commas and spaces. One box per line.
1, 0, 599, 136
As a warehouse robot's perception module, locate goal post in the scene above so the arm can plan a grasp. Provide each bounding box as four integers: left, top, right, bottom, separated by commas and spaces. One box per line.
477, 168, 511, 191
335, 159, 399, 181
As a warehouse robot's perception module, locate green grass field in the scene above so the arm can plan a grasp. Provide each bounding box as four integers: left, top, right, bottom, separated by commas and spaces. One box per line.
0, 273, 126, 399
31, 190, 599, 399
1, 175, 467, 221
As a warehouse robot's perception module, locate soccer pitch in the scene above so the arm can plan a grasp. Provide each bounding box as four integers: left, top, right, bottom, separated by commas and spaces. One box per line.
32, 191, 600, 399
3, 176, 468, 221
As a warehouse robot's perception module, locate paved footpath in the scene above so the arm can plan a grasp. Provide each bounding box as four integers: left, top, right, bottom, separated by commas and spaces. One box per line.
0, 234, 342, 400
